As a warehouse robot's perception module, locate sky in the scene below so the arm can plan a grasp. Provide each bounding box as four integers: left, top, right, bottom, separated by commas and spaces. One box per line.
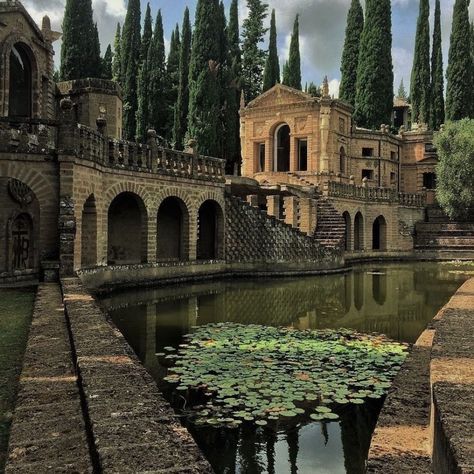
23, 0, 474, 98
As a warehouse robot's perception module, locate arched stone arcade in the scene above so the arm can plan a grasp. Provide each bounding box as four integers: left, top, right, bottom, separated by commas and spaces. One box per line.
107, 192, 148, 265
197, 200, 224, 260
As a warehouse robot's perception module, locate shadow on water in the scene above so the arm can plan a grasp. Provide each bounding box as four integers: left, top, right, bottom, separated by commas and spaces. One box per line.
102, 262, 472, 474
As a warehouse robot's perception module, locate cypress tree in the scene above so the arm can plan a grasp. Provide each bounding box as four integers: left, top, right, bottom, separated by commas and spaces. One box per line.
141, 3, 153, 64
223, 0, 242, 171
306, 82, 321, 97
112, 23, 122, 84
148, 10, 167, 140
241, 0, 268, 101
187, 0, 222, 156
354, 0, 393, 129
410, 0, 431, 124
60, 0, 102, 80
397, 79, 407, 99
166, 25, 181, 142
262, 9, 280, 92
121, 0, 141, 140
217, 2, 228, 160
339, 0, 364, 107
430, 0, 445, 130
282, 15, 301, 90
446, 0, 473, 121
173, 7, 192, 150
136, 45, 152, 142
102, 44, 113, 79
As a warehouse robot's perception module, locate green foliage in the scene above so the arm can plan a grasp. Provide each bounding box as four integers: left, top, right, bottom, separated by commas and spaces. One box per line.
306, 82, 321, 98
112, 23, 121, 84
435, 119, 474, 220
136, 45, 152, 142
339, 0, 364, 107
262, 9, 280, 92
397, 79, 407, 99
173, 7, 192, 150
187, 0, 222, 156
121, 0, 141, 140
282, 15, 301, 90
60, 0, 102, 80
141, 3, 153, 64
430, 0, 445, 130
102, 44, 113, 80
354, 0, 393, 129
166, 25, 181, 142
410, 0, 431, 125
241, 0, 268, 101
446, 0, 473, 121
161, 323, 407, 428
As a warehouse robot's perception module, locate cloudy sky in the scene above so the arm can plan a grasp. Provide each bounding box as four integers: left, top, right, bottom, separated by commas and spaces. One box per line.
23, 0, 474, 97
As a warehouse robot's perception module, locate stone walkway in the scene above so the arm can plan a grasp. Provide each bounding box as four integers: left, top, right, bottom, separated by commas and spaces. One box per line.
5, 284, 93, 473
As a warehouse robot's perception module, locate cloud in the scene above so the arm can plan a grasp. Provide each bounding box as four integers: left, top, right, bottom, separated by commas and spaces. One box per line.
328, 78, 340, 99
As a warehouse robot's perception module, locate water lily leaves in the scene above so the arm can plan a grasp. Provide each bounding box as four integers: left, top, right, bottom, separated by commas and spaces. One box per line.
161, 322, 407, 428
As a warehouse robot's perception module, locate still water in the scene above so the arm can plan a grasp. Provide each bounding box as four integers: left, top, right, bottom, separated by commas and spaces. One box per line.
100, 262, 471, 474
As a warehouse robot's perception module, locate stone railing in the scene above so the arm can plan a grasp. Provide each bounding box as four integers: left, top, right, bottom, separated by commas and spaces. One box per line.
0, 117, 58, 154
326, 181, 426, 207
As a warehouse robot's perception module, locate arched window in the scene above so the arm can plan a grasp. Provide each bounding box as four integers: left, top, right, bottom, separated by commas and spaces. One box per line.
354, 212, 364, 251
274, 124, 290, 172
9, 43, 32, 118
343, 211, 351, 251
372, 215, 387, 251
340, 147, 346, 174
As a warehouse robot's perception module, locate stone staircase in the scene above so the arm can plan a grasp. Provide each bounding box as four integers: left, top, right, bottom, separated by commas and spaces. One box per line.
314, 199, 346, 249
415, 206, 474, 250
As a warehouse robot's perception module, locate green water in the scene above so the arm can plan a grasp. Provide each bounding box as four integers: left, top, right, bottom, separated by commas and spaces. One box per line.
0, 288, 35, 473
101, 262, 472, 474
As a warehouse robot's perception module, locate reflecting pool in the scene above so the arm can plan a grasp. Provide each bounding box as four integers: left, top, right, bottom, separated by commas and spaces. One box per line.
100, 262, 472, 474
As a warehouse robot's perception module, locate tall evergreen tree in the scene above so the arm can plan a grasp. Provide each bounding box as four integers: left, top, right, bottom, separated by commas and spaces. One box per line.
60, 0, 102, 80
141, 3, 153, 64
148, 10, 167, 140
136, 44, 152, 141
241, 0, 268, 101
166, 25, 181, 141
339, 0, 364, 107
187, 0, 222, 156
397, 79, 407, 99
262, 9, 280, 92
121, 0, 141, 140
173, 7, 192, 150
217, 2, 229, 159
112, 23, 122, 84
282, 15, 301, 90
410, 0, 431, 124
446, 0, 473, 121
102, 44, 113, 79
354, 0, 393, 129
430, 0, 445, 130
223, 0, 242, 171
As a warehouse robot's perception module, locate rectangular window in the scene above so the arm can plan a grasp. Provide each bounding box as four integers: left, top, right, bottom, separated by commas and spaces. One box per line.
298, 139, 308, 171
362, 169, 374, 180
257, 143, 265, 172
362, 147, 374, 157
390, 172, 396, 183
423, 172, 437, 190
425, 143, 437, 153
391, 151, 397, 161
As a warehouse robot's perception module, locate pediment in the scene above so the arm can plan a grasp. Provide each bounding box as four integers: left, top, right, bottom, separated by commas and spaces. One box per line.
245, 84, 313, 109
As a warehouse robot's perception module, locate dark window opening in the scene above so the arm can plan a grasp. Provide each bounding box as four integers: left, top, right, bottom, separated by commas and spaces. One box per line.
298, 139, 308, 171
391, 151, 397, 161
9, 44, 32, 118
362, 147, 374, 157
258, 143, 265, 172
425, 143, 437, 153
390, 172, 396, 183
423, 172, 437, 190
275, 124, 290, 172
362, 169, 374, 180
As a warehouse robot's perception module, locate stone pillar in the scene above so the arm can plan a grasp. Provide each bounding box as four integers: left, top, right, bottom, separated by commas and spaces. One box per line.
319, 101, 331, 173
283, 196, 299, 228
147, 213, 157, 263
298, 198, 317, 235
247, 195, 259, 208
266, 195, 281, 218
265, 138, 272, 172
290, 135, 298, 172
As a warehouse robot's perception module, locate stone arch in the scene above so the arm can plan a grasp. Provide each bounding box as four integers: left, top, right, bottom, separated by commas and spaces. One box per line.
372, 215, 387, 251
81, 194, 97, 267
107, 192, 148, 265
1, 35, 40, 118
104, 182, 152, 213
339, 146, 346, 175
354, 212, 364, 251
342, 211, 351, 251
156, 196, 190, 261
197, 200, 225, 260
273, 122, 291, 172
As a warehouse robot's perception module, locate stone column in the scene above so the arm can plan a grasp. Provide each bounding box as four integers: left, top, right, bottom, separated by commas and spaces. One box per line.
265, 137, 273, 172
147, 213, 157, 264
298, 198, 317, 235
266, 195, 281, 218
283, 196, 299, 228
290, 135, 298, 172
319, 100, 331, 173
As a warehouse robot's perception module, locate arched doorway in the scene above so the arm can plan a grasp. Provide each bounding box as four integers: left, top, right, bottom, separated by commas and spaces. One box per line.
108, 192, 147, 264
9, 43, 33, 118
372, 215, 387, 250
343, 211, 351, 251
339, 147, 346, 175
197, 200, 224, 260
10, 213, 34, 271
156, 197, 189, 261
274, 124, 290, 172
81, 195, 97, 267
354, 212, 364, 251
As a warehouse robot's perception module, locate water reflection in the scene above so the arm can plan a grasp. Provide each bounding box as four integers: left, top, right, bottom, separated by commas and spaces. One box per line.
101, 262, 470, 474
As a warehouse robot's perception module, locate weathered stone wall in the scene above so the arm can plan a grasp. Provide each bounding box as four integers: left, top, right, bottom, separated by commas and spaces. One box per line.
225, 194, 341, 264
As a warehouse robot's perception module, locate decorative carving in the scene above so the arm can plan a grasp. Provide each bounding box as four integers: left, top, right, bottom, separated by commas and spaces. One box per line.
399, 220, 414, 237
254, 122, 265, 137
295, 117, 308, 133
8, 179, 34, 206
